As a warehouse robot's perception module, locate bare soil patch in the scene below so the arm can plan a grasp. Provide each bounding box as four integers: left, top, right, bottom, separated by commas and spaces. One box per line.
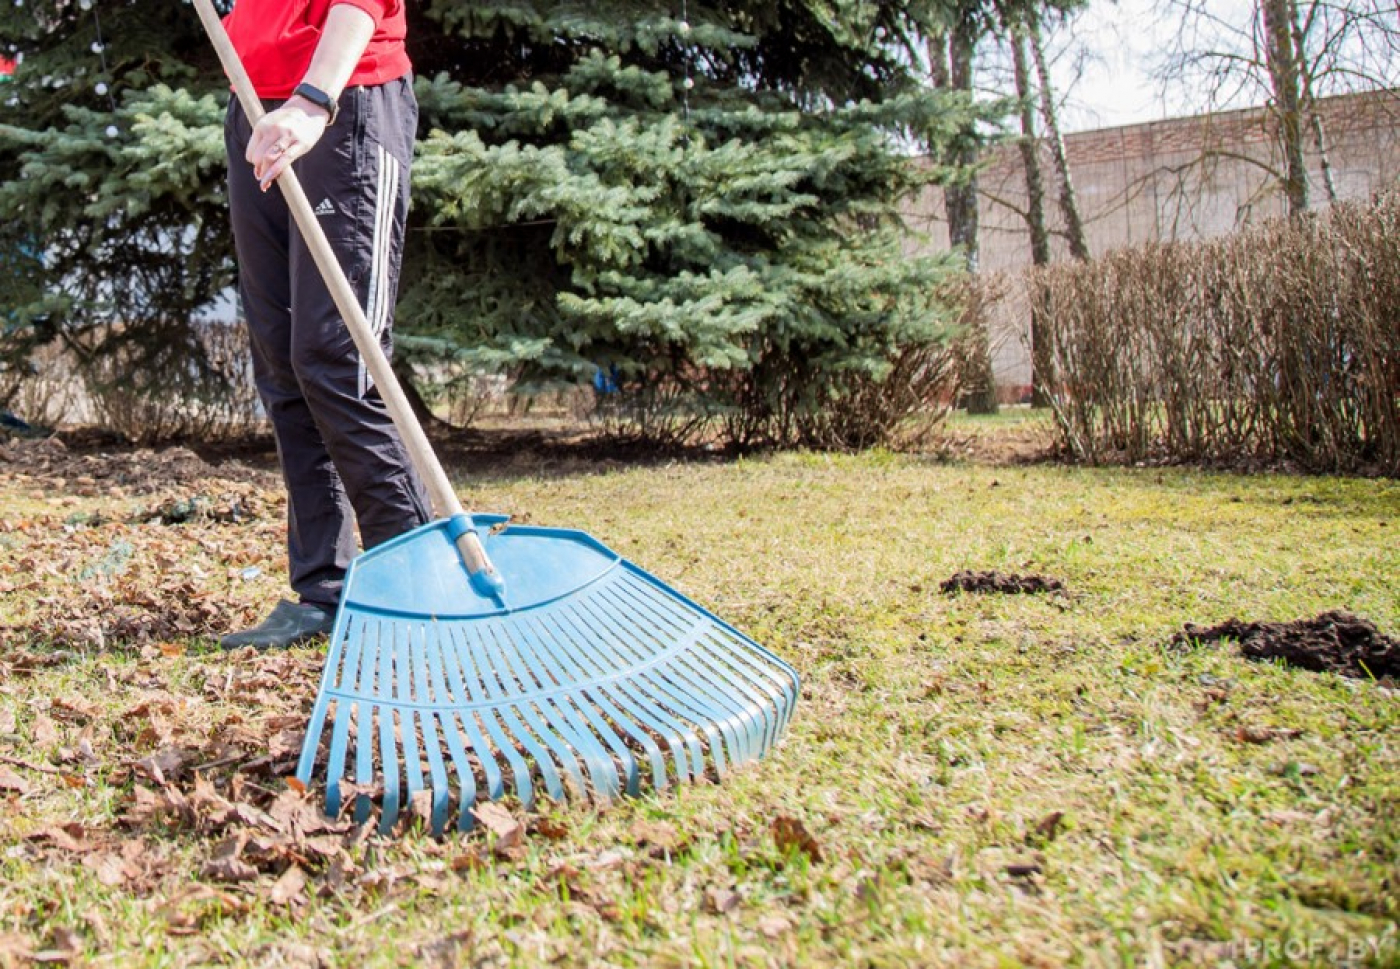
1172, 610, 1400, 682
939, 570, 1066, 595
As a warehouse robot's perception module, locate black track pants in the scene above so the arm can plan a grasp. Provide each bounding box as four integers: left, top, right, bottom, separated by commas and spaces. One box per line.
225, 77, 430, 610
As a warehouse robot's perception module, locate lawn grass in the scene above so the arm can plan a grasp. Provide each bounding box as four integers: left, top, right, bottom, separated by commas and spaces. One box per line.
0, 438, 1396, 967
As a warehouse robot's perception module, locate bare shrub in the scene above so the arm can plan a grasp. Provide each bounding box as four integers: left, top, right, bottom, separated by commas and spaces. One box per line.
588, 372, 718, 449
1030, 190, 1400, 473
949, 275, 1010, 417
3, 313, 265, 441
794, 336, 958, 451
62, 320, 261, 442
0, 340, 83, 429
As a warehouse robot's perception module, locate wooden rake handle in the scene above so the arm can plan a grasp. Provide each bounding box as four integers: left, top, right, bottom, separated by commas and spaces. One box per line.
192, 0, 501, 589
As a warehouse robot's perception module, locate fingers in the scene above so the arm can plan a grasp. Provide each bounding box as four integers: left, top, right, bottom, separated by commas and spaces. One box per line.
244, 119, 284, 168
246, 105, 328, 192
255, 140, 298, 191
254, 147, 292, 191
248, 126, 301, 191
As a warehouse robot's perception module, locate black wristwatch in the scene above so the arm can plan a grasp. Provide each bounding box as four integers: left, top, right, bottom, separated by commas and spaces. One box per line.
292, 82, 339, 126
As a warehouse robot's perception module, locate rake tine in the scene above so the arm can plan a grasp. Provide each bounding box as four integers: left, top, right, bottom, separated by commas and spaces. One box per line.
515, 613, 644, 796
649, 575, 802, 723
393, 626, 428, 814
375, 634, 402, 833
523, 613, 665, 794
707, 637, 795, 756
392, 627, 422, 800
638, 625, 774, 767
416, 709, 451, 834
550, 600, 706, 783
598, 585, 756, 768
421, 622, 480, 830
354, 702, 376, 825
480, 624, 590, 798
629, 581, 796, 765
625, 576, 796, 758
633, 664, 731, 775
410, 625, 453, 834
703, 632, 800, 752
297, 620, 344, 794
580, 596, 731, 772
303, 612, 362, 816
495, 622, 623, 800
443, 624, 538, 808
692, 639, 779, 765
660, 650, 750, 770
430, 621, 504, 803
471, 630, 570, 802
351, 618, 384, 824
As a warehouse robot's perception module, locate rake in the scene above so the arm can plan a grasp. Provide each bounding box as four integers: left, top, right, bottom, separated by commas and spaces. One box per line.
194, 0, 800, 834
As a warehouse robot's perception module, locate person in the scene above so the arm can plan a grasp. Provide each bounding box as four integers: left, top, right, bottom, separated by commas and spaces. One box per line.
218, 0, 431, 650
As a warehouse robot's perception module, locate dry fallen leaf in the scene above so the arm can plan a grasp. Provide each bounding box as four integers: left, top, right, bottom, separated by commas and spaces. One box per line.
0, 932, 35, 964
0, 765, 30, 794
1032, 810, 1065, 844
201, 834, 258, 883
771, 815, 824, 863
36, 926, 83, 963
472, 802, 524, 851
530, 815, 571, 841
269, 865, 308, 908
30, 713, 60, 750
50, 697, 98, 721
756, 914, 792, 939
26, 824, 89, 853
627, 819, 682, 853
705, 887, 741, 914
132, 747, 188, 786
81, 853, 130, 888
416, 931, 474, 966
1236, 725, 1304, 744
408, 790, 436, 830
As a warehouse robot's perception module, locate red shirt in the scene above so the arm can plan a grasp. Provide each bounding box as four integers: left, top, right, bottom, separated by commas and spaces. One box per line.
224, 0, 410, 99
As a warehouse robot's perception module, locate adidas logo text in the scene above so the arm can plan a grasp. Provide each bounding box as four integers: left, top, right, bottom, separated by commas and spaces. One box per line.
313, 198, 337, 217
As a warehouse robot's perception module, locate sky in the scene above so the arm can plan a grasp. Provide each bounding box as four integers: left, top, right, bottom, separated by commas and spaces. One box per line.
1047, 0, 1261, 133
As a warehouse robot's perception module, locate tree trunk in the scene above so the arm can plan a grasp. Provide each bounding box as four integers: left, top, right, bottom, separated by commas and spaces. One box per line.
1262, 0, 1311, 216
1028, 7, 1090, 261
1008, 22, 1053, 407
937, 24, 998, 415
945, 28, 981, 274
1288, 1, 1338, 204
1010, 33, 1051, 269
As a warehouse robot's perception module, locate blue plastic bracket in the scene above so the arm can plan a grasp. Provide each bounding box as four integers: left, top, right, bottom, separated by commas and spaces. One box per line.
444, 513, 477, 543
444, 514, 509, 604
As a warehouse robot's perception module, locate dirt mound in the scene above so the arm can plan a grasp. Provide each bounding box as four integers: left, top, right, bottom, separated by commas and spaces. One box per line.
1173, 610, 1399, 681
0, 436, 274, 496
940, 570, 1066, 595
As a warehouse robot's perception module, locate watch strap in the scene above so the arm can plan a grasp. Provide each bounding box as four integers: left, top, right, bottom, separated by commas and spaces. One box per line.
292, 82, 339, 126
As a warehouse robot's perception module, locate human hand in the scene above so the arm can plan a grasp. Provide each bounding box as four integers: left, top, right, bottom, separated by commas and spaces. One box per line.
246, 98, 331, 191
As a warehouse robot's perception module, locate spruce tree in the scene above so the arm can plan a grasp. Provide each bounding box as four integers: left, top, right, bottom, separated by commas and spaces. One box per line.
0, 0, 990, 447
0, 1, 236, 435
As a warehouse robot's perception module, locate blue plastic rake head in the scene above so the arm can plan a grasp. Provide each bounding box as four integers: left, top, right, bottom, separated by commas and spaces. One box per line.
295, 515, 800, 834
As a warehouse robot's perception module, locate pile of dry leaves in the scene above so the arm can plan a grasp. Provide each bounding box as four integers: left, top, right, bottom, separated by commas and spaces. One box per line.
1, 437, 285, 650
